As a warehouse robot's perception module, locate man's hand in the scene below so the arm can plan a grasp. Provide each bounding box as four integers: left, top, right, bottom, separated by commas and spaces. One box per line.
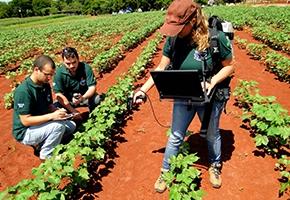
72, 111, 82, 121
50, 108, 68, 120
72, 93, 83, 106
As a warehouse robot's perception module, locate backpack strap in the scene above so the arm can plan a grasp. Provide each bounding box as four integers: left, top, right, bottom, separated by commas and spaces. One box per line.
209, 28, 221, 76
166, 36, 177, 70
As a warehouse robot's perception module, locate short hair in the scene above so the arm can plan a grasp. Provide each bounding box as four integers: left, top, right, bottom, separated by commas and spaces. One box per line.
33, 55, 56, 70
61, 47, 79, 60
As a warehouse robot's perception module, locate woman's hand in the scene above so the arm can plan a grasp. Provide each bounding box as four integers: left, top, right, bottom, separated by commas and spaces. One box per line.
133, 90, 146, 104
201, 81, 215, 95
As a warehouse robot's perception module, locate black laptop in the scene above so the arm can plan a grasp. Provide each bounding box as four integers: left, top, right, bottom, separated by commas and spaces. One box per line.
150, 70, 215, 104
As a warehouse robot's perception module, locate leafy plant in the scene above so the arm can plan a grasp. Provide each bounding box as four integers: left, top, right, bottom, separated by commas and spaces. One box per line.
4, 91, 14, 109
163, 142, 204, 200
234, 79, 290, 197
275, 155, 290, 196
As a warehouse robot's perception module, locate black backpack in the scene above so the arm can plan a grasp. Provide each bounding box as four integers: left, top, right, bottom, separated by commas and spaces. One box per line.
208, 15, 234, 78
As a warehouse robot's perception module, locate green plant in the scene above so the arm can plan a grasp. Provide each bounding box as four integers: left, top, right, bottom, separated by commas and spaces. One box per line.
235, 36, 247, 49
233, 79, 275, 108
4, 91, 14, 110
246, 43, 268, 60
275, 155, 290, 196
234, 79, 290, 197
163, 142, 204, 200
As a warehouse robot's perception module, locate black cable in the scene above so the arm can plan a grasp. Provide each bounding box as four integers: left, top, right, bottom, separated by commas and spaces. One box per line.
136, 91, 170, 128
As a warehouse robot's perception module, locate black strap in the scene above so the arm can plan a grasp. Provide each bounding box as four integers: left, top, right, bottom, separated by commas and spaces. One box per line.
200, 52, 210, 103
166, 37, 177, 70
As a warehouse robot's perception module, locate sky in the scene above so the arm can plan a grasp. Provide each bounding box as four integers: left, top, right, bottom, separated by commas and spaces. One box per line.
0, 0, 11, 3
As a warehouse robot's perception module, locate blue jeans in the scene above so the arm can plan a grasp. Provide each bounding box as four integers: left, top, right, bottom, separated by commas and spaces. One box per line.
162, 100, 224, 170
22, 120, 76, 160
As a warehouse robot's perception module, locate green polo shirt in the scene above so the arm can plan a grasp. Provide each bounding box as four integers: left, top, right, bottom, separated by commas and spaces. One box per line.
53, 62, 96, 100
13, 77, 53, 141
163, 31, 232, 74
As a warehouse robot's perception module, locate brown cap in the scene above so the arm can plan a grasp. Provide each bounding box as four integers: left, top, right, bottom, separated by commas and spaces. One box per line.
159, 0, 198, 36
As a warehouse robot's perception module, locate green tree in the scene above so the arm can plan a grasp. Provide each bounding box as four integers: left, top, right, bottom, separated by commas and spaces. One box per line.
32, 0, 52, 15
70, 1, 83, 14
9, 0, 33, 17
0, 2, 10, 18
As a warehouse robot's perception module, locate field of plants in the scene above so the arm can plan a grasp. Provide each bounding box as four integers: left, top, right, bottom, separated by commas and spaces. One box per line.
0, 5, 289, 200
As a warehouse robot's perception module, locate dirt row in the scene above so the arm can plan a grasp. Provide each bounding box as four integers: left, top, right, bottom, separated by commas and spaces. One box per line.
93, 30, 290, 199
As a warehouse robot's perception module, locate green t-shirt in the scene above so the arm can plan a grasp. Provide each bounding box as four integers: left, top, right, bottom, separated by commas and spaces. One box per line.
53, 62, 96, 100
13, 77, 53, 141
163, 31, 232, 74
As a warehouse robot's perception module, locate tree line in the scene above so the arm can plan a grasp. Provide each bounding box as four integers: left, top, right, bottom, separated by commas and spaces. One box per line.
0, 0, 242, 19
0, 0, 174, 18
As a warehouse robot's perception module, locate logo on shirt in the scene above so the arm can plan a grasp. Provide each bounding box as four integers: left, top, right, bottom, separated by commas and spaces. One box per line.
80, 78, 86, 86
17, 103, 25, 108
194, 50, 207, 61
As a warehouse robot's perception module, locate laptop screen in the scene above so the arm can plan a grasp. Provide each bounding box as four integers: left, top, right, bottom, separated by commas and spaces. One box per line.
150, 70, 212, 102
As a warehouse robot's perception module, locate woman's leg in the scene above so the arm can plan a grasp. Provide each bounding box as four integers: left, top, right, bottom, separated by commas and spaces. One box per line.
206, 100, 224, 165
162, 101, 204, 170
206, 100, 225, 188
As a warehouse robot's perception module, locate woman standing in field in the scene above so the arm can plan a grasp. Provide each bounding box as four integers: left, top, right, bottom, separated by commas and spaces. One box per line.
133, 0, 234, 193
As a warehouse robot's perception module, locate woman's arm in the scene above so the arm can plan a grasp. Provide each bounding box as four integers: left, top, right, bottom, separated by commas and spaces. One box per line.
206, 58, 235, 94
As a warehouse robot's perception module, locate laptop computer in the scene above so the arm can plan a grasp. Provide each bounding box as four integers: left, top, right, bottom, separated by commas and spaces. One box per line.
150, 70, 215, 104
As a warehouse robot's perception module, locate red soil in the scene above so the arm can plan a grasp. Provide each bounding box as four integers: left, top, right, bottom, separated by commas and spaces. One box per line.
0, 29, 289, 200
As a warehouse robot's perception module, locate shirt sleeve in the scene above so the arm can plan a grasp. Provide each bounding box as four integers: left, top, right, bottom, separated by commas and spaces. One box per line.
218, 32, 233, 60
14, 89, 32, 115
84, 63, 96, 87
53, 67, 64, 93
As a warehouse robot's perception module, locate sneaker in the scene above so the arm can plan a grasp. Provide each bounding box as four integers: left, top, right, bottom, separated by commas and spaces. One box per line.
199, 130, 207, 138
199, 132, 206, 138
209, 163, 222, 188
154, 173, 167, 193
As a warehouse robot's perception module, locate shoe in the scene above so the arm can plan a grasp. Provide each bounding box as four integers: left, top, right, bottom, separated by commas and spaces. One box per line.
199, 131, 206, 138
154, 173, 167, 193
199, 129, 207, 138
30, 144, 41, 157
209, 163, 222, 188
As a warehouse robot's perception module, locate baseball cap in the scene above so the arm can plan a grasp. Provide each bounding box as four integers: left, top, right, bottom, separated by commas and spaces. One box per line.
159, 0, 198, 36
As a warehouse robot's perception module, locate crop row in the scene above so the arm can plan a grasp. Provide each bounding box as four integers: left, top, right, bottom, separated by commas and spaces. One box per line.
0, 14, 67, 28
235, 36, 290, 83
233, 80, 290, 196
3, 14, 163, 110
0, 11, 164, 71
0, 33, 163, 200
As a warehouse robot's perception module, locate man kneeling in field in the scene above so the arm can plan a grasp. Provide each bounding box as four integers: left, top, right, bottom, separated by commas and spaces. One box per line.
12, 55, 76, 160
53, 47, 102, 117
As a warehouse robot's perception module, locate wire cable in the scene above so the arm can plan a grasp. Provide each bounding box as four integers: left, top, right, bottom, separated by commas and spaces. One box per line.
136, 91, 170, 128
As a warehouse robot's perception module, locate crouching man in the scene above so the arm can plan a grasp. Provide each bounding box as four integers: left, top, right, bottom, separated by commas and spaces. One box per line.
53, 47, 102, 115
12, 55, 76, 160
